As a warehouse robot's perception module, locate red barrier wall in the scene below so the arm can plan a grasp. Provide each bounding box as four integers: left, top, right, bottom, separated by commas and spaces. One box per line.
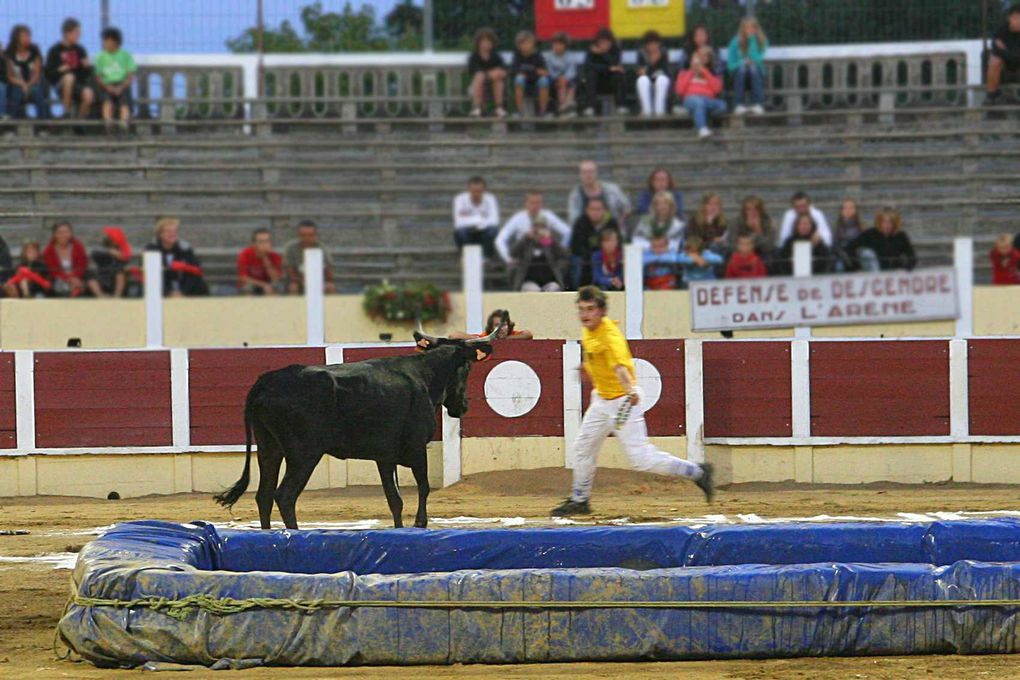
810, 341, 950, 436
34, 351, 171, 447
0, 353, 15, 448
968, 339, 1020, 436
189, 348, 326, 445
631, 340, 686, 437
703, 342, 792, 437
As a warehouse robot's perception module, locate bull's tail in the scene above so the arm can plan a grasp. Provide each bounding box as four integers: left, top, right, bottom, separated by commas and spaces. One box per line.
213, 392, 255, 509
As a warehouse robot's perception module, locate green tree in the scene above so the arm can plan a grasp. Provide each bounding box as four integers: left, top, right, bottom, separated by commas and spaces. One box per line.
227, 2, 393, 53
431, 0, 533, 50
385, 1, 424, 51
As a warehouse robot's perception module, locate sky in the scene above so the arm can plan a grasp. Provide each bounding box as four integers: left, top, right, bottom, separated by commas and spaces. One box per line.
3, 0, 415, 55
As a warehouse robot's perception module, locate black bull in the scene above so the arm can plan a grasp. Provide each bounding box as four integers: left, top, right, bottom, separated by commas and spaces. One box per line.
213, 326, 500, 530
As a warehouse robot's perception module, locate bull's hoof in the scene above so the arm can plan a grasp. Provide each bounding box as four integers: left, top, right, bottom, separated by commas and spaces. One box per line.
413, 521, 428, 529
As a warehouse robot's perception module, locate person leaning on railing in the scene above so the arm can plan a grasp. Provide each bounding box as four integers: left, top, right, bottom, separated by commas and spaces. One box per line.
846, 207, 916, 272
727, 17, 768, 115
777, 214, 833, 276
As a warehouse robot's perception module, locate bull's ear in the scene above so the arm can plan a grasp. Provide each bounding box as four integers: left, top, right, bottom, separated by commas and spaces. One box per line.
473, 344, 494, 362
413, 332, 433, 351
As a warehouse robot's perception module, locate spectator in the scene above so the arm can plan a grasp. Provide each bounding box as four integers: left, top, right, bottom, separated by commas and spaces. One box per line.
45, 18, 94, 120
283, 220, 337, 294
681, 24, 721, 75
569, 197, 621, 288
452, 175, 500, 258
510, 216, 569, 292
632, 191, 685, 247
778, 191, 833, 246
687, 192, 728, 254
643, 230, 681, 290
91, 226, 133, 298
635, 30, 672, 117
677, 235, 723, 286
581, 28, 627, 117
986, 3, 1020, 105
847, 208, 916, 272
238, 228, 284, 295
95, 27, 135, 131
511, 30, 549, 117
991, 233, 1020, 285
43, 222, 96, 297
675, 46, 725, 138
495, 191, 570, 265
544, 32, 577, 116
146, 216, 209, 297
725, 234, 768, 279
591, 227, 624, 291
3, 240, 50, 298
833, 198, 863, 271
0, 233, 11, 283
778, 213, 832, 275
727, 17, 768, 115
5, 25, 51, 120
467, 27, 507, 119
729, 195, 776, 264
567, 160, 631, 225
635, 167, 684, 219
450, 309, 534, 340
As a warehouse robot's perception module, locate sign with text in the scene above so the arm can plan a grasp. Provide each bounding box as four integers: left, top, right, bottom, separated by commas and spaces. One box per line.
690, 267, 958, 331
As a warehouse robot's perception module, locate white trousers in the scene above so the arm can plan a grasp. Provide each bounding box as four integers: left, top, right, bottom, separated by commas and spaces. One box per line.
636, 74, 671, 115
570, 388, 703, 502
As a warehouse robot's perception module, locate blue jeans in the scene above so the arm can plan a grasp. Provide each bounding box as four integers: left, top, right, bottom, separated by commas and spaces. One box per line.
683, 95, 727, 129
733, 64, 764, 106
7, 83, 51, 119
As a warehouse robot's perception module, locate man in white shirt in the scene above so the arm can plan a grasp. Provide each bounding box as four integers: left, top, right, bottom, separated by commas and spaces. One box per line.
778, 191, 832, 246
453, 175, 501, 258
495, 191, 571, 264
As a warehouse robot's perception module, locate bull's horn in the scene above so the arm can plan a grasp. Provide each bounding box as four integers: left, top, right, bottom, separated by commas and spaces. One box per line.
464, 310, 508, 345
414, 315, 441, 346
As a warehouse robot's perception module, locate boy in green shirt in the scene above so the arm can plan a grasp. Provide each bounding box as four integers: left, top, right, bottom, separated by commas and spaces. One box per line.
94, 27, 135, 130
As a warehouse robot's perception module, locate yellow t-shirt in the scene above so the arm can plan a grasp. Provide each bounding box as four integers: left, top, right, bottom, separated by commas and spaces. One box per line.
581, 317, 635, 400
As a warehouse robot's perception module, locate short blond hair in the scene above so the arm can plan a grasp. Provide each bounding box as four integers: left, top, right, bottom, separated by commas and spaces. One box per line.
154, 216, 179, 238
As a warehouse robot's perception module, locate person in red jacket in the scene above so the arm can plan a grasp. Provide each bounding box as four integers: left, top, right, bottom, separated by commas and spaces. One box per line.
3, 240, 51, 298
237, 227, 284, 295
675, 46, 727, 138
725, 234, 768, 279
991, 233, 1020, 285
42, 221, 99, 297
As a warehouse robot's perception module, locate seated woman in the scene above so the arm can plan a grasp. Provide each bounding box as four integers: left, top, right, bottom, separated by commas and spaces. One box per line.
777, 213, 833, 275
634, 167, 684, 218
675, 46, 726, 139
591, 226, 624, 291
847, 207, 916, 272
632, 191, 685, 247
3, 240, 50, 298
450, 309, 534, 340
727, 17, 768, 115
687, 192, 728, 255
833, 198, 863, 271
42, 221, 100, 297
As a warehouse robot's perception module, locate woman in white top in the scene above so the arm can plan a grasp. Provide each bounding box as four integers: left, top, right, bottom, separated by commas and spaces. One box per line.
631, 191, 685, 247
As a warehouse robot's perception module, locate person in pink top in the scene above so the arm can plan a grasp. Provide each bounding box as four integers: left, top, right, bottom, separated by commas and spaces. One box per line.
675, 46, 727, 139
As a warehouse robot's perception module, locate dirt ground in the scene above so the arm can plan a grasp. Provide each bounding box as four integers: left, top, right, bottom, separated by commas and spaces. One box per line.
4, 467, 1020, 680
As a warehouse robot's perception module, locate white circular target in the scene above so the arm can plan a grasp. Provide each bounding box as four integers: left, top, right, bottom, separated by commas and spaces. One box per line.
484, 360, 542, 418
633, 359, 662, 410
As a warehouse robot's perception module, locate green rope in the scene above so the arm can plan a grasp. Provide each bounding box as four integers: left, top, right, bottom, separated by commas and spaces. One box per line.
71, 594, 1020, 620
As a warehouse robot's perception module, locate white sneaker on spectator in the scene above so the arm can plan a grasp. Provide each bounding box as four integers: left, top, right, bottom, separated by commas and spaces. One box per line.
582, 107, 595, 117
615, 106, 630, 115
750, 104, 765, 115
495, 107, 508, 119
734, 104, 748, 115
469, 107, 482, 117
698, 127, 712, 139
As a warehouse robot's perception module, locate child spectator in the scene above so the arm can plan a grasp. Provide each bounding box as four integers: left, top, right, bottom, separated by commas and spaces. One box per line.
43, 222, 97, 297
677, 235, 723, 286
688, 192, 728, 254
91, 226, 133, 297
727, 17, 768, 115
681, 24, 721, 75
591, 226, 624, 291
238, 228, 284, 295
635, 30, 672, 117
567, 159, 631, 224
511, 30, 549, 117
643, 230, 681, 290
467, 27, 507, 118
581, 28, 627, 116
45, 18, 94, 119
452, 175, 500, 258
146, 216, 209, 296
544, 32, 577, 116
635, 167, 684, 218
5, 25, 51, 120
3, 240, 50, 298
778, 214, 832, 275
569, 196, 621, 288
729, 195, 775, 266
632, 191, 685, 247
833, 198, 863, 271
991, 233, 1020, 284
987, 3, 1020, 105
510, 216, 569, 292
95, 27, 135, 131
283, 219, 337, 294
450, 309, 534, 340
725, 234, 768, 279
675, 46, 725, 138
847, 208, 916, 272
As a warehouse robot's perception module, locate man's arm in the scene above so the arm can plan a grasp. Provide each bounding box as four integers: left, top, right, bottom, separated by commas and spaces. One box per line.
813, 207, 833, 246
452, 194, 474, 230
488, 194, 500, 227
778, 209, 794, 244
494, 216, 519, 263
546, 210, 573, 245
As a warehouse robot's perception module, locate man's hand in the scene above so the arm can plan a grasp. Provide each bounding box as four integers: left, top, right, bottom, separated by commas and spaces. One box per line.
627, 390, 640, 406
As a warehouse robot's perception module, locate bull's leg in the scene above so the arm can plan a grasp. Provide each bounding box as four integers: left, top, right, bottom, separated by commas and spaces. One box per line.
410, 461, 430, 529
274, 454, 321, 530
254, 428, 283, 531
376, 462, 403, 528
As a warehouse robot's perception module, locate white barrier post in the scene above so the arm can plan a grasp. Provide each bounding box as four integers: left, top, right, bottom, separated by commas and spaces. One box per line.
144, 250, 164, 348
169, 348, 190, 450
793, 241, 812, 339
304, 248, 325, 346
684, 339, 705, 464
790, 339, 811, 439
562, 340, 582, 468
14, 350, 35, 452
953, 237, 973, 338
624, 242, 644, 339
441, 407, 461, 487
462, 245, 484, 334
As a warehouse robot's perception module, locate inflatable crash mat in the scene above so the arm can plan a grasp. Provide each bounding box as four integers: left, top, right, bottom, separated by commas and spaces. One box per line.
58, 519, 1020, 667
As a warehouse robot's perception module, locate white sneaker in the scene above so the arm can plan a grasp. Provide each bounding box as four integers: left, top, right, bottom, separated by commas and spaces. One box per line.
615, 106, 630, 115
582, 107, 595, 117
750, 104, 765, 115
469, 107, 482, 117
734, 104, 748, 115
494, 107, 508, 119
698, 127, 712, 139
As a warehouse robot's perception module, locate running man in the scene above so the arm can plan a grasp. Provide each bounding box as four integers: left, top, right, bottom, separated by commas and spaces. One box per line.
552, 286, 714, 516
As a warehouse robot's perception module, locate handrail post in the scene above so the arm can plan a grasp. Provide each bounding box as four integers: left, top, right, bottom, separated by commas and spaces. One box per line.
462, 245, 483, 335
793, 241, 812, 339
954, 237, 974, 337
144, 251, 164, 348
304, 248, 325, 345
